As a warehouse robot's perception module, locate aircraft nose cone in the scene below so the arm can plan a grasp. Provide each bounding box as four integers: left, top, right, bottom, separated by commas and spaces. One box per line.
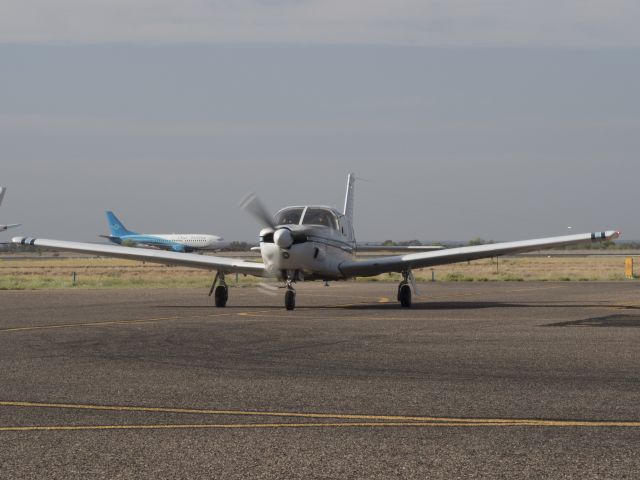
274, 228, 294, 249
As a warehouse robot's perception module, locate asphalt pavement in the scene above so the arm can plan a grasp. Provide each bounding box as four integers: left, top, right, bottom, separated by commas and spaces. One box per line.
1, 281, 639, 479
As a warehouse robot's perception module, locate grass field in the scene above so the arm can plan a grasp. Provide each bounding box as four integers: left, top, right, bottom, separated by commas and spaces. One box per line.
0, 255, 638, 290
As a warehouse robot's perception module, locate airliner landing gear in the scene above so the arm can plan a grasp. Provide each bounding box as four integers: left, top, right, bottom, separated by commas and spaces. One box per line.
397, 271, 413, 308
285, 280, 296, 311
209, 271, 228, 308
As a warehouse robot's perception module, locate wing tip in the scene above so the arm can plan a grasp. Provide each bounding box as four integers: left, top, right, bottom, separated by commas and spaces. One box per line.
609, 230, 621, 240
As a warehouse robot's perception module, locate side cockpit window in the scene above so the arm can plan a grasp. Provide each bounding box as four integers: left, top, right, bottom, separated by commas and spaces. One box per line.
275, 208, 304, 226
302, 208, 339, 229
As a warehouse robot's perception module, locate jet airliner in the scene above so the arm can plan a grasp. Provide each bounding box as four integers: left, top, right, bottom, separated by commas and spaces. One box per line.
101, 211, 228, 252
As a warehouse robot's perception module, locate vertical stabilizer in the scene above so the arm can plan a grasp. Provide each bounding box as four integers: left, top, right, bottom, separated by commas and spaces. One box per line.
106, 211, 137, 236
343, 173, 355, 223
0, 187, 6, 207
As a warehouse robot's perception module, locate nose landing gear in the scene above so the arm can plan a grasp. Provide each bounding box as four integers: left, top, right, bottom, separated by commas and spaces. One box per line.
284, 272, 297, 311
285, 285, 296, 310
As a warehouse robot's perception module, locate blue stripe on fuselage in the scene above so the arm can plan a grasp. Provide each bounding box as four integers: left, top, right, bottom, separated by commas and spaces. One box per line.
116, 234, 189, 251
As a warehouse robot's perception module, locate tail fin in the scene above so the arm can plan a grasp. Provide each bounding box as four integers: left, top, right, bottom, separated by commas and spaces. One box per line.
106, 211, 136, 236
0, 187, 6, 207
343, 173, 355, 223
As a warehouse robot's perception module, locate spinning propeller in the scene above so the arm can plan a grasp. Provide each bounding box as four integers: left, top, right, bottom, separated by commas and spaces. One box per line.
239, 192, 299, 249
239, 193, 276, 230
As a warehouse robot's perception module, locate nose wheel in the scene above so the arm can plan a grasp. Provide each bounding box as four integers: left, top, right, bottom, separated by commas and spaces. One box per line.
284, 275, 297, 310
285, 288, 296, 310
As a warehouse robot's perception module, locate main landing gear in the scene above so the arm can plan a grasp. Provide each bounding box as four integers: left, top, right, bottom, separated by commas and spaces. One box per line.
209, 271, 228, 308
397, 270, 414, 308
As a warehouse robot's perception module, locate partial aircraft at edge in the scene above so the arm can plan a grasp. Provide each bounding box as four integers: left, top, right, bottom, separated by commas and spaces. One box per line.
101, 211, 229, 252
0, 187, 20, 233
13, 174, 619, 310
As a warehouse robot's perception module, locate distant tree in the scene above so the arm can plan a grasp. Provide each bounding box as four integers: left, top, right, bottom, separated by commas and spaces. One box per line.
468, 238, 494, 246
398, 239, 423, 246
223, 241, 255, 251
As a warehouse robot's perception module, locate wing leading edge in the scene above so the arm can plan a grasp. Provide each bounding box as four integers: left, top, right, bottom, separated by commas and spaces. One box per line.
339, 231, 620, 278
12, 237, 265, 277
1, 224, 21, 231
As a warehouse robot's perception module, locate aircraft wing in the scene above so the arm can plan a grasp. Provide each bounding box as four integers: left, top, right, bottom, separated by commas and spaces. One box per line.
339, 231, 620, 278
1, 224, 21, 232
356, 245, 444, 253
12, 237, 265, 277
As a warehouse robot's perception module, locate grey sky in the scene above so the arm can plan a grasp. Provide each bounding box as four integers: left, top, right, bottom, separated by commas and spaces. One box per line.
1, 2, 639, 242
2, 1, 640, 48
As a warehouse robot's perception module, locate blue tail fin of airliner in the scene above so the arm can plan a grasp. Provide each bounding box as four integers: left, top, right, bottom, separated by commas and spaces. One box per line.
106, 211, 137, 236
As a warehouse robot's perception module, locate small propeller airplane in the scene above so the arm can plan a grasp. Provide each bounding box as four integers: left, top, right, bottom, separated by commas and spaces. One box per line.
13, 174, 619, 310
0, 187, 21, 233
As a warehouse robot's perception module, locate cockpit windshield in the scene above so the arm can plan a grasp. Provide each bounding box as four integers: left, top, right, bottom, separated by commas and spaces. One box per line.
302, 208, 339, 229
274, 207, 304, 226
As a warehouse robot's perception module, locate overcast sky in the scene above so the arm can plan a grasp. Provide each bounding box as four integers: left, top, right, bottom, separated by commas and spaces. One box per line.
1, 1, 639, 242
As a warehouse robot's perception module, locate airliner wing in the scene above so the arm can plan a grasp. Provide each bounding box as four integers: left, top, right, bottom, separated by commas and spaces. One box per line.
12, 237, 265, 277
1, 224, 21, 232
339, 231, 620, 278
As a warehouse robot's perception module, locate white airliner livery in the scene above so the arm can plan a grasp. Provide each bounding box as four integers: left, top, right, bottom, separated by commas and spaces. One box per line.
101, 211, 229, 253
13, 174, 619, 310
0, 187, 20, 232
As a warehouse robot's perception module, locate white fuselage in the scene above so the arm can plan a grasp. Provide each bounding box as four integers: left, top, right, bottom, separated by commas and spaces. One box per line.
121, 233, 228, 251
259, 206, 356, 281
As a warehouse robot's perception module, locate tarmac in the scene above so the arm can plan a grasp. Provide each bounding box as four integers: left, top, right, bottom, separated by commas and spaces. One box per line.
1, 281, 639, 479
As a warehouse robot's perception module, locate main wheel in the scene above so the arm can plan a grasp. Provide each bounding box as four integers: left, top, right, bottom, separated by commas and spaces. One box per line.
285, 289, 296, 311
214, 285, 228, 307
398, 284, 412, 308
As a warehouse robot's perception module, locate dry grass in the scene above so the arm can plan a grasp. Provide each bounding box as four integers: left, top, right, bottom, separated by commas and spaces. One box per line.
0, 255, 637, 290
0, 258, 258, 289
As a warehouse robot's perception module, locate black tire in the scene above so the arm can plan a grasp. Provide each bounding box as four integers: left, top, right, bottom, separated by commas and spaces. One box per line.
285, 289, 296, 311
398, 284, 412, 308
214, 285, 228, 307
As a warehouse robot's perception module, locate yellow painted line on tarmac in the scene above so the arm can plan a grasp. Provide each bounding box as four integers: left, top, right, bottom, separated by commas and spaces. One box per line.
0, 422, 552, 432
0, 311, 248, 333
236, 310, 282, 317
2, 419, 640, 432
2, 401, 639, 428
424, 284, 569, 302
